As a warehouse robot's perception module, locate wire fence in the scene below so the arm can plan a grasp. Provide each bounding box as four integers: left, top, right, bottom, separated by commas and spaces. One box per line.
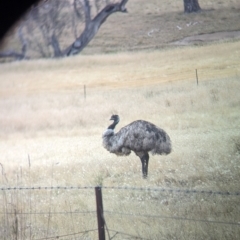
1, 185, 240, 240
132, 64, 240, 86
1, 185, 240, 195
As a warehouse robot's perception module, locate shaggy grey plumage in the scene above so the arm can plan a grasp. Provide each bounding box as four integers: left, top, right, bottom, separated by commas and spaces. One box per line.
102, 115, 172, 178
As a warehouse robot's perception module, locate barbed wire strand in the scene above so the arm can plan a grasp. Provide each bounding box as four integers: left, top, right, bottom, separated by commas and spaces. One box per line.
2, 210, 239, 227
102, 186, 240, 196
0, 210, 96, 215
108, 229, 151, 240
1, 186, 240, 196
0, 186, 95, 190
34, 228, 98, 240
105, 211, 240, 226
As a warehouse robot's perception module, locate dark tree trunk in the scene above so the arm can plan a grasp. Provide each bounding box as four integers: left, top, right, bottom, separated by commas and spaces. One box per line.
64, 0, 128, 56
184, 0, 201, 13
51, 34, 62, 57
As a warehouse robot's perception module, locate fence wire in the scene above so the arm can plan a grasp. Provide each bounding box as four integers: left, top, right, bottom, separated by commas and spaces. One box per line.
0, 210, 96, 215
108, 229, 151, 240
1, 186, 240, 239
33, 228, 98, 240
1, 185, 240, 196
104, 211, 240, 226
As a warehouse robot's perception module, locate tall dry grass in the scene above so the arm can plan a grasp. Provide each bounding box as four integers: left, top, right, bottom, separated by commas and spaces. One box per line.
0, 41, 240, 239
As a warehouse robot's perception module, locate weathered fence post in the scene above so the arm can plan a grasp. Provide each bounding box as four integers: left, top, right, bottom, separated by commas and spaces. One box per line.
195, 69, 199, 85
84, 85, 86, 100
95, 186, 105, 240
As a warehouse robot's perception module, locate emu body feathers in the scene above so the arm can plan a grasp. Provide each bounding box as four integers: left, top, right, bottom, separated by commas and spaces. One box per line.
102, 115, 171, 178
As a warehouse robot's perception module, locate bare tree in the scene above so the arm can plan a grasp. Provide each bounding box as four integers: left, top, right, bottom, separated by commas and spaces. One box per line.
65, 0, 128, 56
183, 0, 201, 13
0, 0, 128, 60
23, 0, 69, 57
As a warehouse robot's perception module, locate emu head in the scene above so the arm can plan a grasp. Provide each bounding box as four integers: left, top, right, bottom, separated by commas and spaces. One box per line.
110, 114, 119, 122
108, 115, 120, 130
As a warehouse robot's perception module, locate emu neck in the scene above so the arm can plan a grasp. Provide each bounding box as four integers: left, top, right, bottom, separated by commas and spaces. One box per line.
108, 120, 119, 130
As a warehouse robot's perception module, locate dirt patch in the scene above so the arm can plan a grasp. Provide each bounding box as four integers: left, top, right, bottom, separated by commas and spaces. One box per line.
171, 31, 240, 46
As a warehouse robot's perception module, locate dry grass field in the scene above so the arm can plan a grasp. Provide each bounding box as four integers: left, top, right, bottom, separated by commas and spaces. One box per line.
0, 39, 240, 239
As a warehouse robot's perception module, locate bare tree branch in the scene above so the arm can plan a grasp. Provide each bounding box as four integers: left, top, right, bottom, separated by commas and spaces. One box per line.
1, 0, 129, 60
83, 0, 92, 26
0, 50, 26, 60
65, 0, 128, 56
17, 25, 27, 57
51, 34, 62, 57
74, 0, 82, 19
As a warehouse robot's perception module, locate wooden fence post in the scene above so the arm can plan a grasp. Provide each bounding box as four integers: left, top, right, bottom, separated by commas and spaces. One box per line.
195, 69, 199, 85
95, 186, 105, 240
84, 85, 86, 100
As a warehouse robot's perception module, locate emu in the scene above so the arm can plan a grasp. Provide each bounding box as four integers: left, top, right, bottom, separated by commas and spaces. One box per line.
102, 115, 172, 178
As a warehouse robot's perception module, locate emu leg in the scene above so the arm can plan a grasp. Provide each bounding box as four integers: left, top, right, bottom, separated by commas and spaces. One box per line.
140, 153, 149, 179
135, 152, 149, 178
